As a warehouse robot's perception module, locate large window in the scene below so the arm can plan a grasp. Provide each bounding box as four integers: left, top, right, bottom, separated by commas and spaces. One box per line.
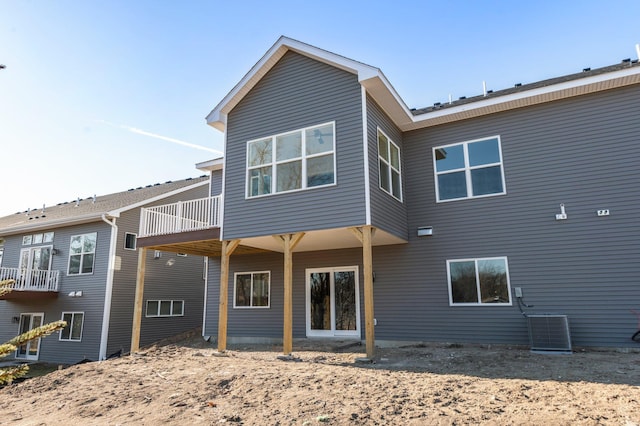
146, 300, 184, 317
59, 312, 84, 341
68, 233, 97, 275
378, 129, 402, 201
434, 136, 506, 202
447, 257, 512, 305
234, 271, 270, 308
246, 122, 335, 198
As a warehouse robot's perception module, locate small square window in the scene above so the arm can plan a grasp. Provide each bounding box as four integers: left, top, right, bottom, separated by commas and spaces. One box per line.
22, 235, 32, 246
124, 233, 137, 250
234, 271, 270, 308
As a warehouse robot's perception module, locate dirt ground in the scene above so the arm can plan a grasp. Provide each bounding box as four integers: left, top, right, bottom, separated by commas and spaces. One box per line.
1, 337, 639, 425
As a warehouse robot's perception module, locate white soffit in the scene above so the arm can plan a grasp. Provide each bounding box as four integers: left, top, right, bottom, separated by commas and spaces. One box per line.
239, 227, 407, 253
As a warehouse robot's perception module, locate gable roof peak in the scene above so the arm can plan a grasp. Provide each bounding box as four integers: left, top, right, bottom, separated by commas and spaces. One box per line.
205, 36, 406, 132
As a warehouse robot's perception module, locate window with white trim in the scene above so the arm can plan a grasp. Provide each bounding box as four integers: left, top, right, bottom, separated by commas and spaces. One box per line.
68, 233, 97, 275
146, 300, 184, 317
59, 312, 84, 341
234, 271, 270, 308
124, 233, 137, 250
378, 129, 402, 201
447, 257, 512, 305
246, 122, 335, 197
22, 232, 54, 246
434, 136, 506, 202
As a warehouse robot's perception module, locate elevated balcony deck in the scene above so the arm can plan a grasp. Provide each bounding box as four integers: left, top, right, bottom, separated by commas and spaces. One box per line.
137, 195, 265, 256
0, 267, 60, 299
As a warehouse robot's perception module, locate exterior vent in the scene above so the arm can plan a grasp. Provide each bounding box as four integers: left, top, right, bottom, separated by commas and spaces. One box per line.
527, 314, 572, 353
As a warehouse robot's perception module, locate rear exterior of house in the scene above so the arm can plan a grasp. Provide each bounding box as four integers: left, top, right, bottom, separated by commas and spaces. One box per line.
0, 178, 209, 364
138, 37, 640, 352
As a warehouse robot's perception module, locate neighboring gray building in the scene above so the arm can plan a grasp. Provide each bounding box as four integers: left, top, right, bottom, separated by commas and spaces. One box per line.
135, 37, 640, 354
0, 177, 209, 364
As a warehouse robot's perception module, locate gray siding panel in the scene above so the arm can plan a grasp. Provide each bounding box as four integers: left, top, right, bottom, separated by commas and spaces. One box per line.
367, 95, 408, 239
204, 84, 640, 349
0, 222, 112, 364
107, 184, 208, 355
396, 84, 640, 348
210, 169, 223, 196
204, 249, 365, 340
223, 51, 366, 239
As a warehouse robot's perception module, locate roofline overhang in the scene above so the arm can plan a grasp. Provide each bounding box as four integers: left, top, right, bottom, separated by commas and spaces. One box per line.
401, 65, 640, 131
0, 179, 210, 237
196, 157, 224, 172
206, 37, 640, 134
0, 212, 115, 237
205, 36, 412, 132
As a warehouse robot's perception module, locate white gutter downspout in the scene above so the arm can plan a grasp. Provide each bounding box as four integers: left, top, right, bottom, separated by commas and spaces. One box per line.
99, 213, 118, 360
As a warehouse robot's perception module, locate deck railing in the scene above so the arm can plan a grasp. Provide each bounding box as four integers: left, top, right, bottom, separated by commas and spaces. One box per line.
0, 267, 60, 292
139, 195, 221, 237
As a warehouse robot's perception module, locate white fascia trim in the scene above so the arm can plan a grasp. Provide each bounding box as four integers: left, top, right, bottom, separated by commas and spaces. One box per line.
206, 36, 394, 132
196, 157, 224, 172
0, 213, 108, 236
410, 66, 640, 124
98, 214, 118, 360
108, 180, 209, 216
361, 87, 371, 225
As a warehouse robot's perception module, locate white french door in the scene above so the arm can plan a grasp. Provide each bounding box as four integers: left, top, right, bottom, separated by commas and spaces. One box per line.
16, 313, 44, 360
305, 266, 360, 338
19, 246, 53, 289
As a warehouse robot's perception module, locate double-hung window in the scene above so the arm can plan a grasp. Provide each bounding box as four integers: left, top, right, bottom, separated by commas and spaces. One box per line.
247, 122, 335, 197
378, 129, 402, 201
59, 312, 84, 341
68, 232, 97, 275
234, 271, 270, 308
434, 136, 506, 201
447, 257, 512, 305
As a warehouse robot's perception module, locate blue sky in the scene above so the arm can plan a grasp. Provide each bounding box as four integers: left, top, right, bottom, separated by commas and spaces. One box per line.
1, 1, 639, 217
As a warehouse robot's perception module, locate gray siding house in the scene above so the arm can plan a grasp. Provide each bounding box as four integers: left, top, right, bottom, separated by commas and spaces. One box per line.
134, 37, 640, 356
0, 177, 209, 364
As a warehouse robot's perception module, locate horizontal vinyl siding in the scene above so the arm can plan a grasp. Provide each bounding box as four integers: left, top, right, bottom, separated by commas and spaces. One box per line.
107, 185, 209, 355
0, 222, 112, 364
394, 84, 640, 348
223, 51, 366, 239
211, 169, 223, 196
367, 95, 408, 239
204, 249, 366, 340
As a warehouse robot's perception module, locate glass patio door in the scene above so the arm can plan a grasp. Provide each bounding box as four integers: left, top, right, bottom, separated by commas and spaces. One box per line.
16, 313, 44, 360
306, 267, 360, 337
19, 246, 52, 289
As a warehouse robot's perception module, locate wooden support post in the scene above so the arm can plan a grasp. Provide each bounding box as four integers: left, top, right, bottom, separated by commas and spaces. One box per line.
349, 226, 376, 359
276, 232, 304, 355
362, 225, 375, 359
130, 247, 147, 354
217, 239, 240, 353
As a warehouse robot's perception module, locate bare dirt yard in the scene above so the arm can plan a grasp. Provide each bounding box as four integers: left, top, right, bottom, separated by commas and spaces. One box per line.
1, 337, 639, 425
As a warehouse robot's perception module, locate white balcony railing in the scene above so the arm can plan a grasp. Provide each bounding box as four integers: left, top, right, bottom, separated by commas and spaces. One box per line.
0, 267, 60, 292
139, 195, 221, 238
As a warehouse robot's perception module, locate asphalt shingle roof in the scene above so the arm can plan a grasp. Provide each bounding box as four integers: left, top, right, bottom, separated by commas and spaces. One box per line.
0, 176, 208, 235
411, 59, 640, 115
